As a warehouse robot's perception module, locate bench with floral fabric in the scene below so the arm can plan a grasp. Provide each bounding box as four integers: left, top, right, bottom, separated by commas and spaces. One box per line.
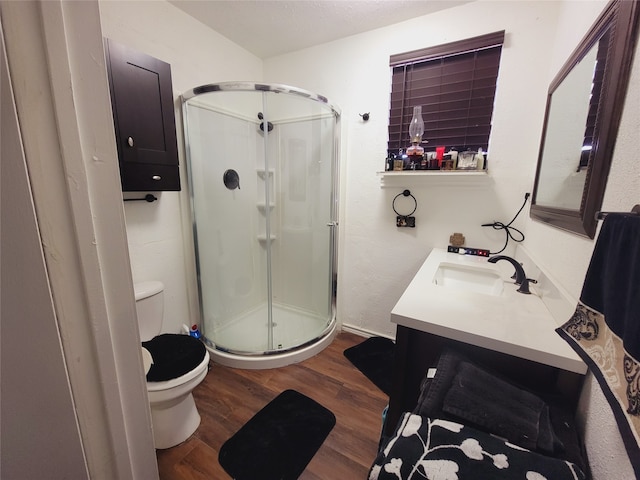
369, 349, 588, 480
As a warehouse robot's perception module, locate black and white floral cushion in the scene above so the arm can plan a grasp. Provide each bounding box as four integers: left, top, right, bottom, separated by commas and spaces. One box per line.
369, 414, 586, 480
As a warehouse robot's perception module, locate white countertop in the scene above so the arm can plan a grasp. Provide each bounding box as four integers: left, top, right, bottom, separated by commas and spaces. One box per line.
391, 248, 587, 375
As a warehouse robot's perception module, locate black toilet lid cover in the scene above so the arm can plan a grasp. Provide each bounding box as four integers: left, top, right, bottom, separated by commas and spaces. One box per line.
142, 334, 207, 382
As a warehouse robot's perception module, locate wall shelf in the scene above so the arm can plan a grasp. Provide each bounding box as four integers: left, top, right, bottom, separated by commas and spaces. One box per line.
257, 169, 277, 242
257, 169, 275, 179
257, 202, 276, 211
257, 234, 277, 242
378, 170, 491, 187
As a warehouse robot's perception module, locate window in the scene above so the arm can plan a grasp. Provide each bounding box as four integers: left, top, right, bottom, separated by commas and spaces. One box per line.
388, 31, 505, 157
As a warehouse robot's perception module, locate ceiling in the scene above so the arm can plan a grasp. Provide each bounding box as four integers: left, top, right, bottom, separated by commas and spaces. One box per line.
169, 0, 471, 59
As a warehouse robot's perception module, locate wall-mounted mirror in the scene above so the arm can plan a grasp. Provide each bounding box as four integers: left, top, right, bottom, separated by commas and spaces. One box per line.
530, 0, 639, 238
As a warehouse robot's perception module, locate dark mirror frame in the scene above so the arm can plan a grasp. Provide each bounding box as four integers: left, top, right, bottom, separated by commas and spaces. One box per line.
530, 0, 639, 239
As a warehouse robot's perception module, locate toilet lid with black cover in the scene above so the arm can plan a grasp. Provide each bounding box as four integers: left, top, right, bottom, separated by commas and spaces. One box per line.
142, 334, 207, 382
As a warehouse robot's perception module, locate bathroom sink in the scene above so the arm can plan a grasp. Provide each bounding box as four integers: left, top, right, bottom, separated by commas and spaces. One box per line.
390, 248, 587, 376
433, 262, 504, 296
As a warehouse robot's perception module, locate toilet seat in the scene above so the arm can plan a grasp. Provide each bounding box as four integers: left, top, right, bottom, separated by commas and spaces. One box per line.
142, 334, 207, 382
141, 346, 153, 375
146, 353, 210, 392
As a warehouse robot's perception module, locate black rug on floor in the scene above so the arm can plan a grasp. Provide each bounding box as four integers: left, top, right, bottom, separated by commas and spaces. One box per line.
343, 336, 395, 396
218, 389, 335, 480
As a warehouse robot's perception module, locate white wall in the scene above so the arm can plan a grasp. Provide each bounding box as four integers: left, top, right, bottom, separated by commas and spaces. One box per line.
1, 18, 88, 478
525, 1, 639, 478
99, 0, 263, 333
264, 0, 561, 337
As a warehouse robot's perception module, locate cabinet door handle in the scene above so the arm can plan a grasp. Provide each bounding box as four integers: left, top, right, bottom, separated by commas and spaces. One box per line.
152, 175, 161, 181
127, 136, 134, 147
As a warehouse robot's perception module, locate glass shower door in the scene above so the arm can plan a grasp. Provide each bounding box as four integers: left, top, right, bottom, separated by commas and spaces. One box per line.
185, 90, 270, 353
262, 91, 336, 351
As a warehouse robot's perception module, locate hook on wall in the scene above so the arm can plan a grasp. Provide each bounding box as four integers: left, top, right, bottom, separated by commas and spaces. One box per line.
359, 112, 370, 121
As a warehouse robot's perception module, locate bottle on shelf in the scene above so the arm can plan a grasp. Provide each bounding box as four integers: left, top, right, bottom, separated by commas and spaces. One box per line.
394, 149, 405, 171
475, 147, 485, 170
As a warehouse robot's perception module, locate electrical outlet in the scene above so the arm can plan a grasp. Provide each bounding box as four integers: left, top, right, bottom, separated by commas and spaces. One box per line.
397, 215, 415, 228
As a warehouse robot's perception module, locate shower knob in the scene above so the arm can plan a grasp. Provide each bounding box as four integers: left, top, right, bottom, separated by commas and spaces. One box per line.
127, 136, 134, 147
223, 169, 240, 190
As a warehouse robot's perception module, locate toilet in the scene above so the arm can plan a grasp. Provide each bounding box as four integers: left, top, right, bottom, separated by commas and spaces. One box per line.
134, 281, 210, 449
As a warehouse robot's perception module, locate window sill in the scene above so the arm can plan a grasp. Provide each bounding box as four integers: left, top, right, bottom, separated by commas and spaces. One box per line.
377, 169, 490, 187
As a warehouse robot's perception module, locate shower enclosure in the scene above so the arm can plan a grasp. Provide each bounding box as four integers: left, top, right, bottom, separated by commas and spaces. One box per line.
181, 83, 340, 368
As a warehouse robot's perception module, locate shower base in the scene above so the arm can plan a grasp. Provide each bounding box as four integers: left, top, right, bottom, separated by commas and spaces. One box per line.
205, 302, 337, 369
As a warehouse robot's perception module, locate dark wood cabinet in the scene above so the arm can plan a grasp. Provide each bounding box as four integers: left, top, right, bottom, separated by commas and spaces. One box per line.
105, 39, 180, 191
385, 325, 585, 437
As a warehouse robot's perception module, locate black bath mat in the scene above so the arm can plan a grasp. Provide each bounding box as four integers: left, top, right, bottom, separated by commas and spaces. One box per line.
218, 389, 335, 480
344, 336, 395, 396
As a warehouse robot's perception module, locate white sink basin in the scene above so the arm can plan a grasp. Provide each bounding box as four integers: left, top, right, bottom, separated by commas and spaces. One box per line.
433, 262, 504, 296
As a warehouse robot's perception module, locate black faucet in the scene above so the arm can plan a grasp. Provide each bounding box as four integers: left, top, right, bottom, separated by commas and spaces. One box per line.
488, 255, 531, 294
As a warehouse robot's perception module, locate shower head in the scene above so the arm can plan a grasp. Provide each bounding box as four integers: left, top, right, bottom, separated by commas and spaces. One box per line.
257, 112, 273, 133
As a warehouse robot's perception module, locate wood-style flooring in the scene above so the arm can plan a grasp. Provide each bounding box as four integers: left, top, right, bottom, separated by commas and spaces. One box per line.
156, 332, 388, 479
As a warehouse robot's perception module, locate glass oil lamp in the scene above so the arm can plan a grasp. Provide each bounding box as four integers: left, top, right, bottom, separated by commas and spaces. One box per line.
406, 106, 425, 169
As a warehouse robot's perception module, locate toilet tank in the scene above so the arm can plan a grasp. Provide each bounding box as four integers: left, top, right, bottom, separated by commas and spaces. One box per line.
134, 281, 164, 342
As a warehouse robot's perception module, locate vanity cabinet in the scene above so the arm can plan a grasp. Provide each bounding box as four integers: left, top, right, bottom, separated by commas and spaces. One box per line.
384, 248, 587, 437
385, 326, 584, 437
105, 39, 180, 191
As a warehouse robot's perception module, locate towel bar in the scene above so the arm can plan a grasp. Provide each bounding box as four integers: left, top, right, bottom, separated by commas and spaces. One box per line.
595, 204, 640, 220
123, 194, 157, 203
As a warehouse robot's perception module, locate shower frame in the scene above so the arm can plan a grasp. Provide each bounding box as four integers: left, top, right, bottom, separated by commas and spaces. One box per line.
181, 82, 341, 369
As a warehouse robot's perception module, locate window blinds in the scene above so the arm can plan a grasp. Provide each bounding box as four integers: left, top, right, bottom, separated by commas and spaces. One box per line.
388, 31, 505, 155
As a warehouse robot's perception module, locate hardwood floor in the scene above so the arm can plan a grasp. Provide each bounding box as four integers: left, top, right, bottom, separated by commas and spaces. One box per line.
156, 332, 388, 480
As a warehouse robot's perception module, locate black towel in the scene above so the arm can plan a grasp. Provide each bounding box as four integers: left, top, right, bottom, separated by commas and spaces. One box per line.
442, 361, 561, 453
413, 348, 461, 416
414, 349, 562, 454
557, 212, 640, 476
